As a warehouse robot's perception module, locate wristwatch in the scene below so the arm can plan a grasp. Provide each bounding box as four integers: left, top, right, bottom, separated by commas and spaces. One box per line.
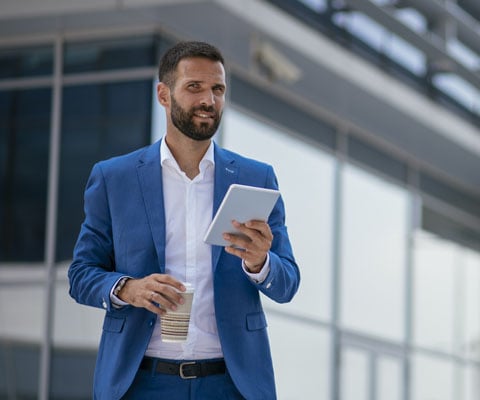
113, 276, 129, 297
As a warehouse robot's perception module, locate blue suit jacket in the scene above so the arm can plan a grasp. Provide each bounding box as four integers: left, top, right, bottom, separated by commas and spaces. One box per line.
68, 140, 300, 400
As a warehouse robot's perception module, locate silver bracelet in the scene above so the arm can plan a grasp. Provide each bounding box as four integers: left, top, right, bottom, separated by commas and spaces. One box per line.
113, 277, 129, 297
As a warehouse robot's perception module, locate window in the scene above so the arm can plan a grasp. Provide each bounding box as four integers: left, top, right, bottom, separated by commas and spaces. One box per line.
0, 45, 53, 79
377, 356, 403, 400
56, 80, 152, 261
411, 354, 455, 400
268, 315, 331, 399
222, 108, 335, 321
0, 88, 51, 262
64, 36, 156, 73
340, 163, 409, 341
341, 348, 369, 400
413, 230, 480, 358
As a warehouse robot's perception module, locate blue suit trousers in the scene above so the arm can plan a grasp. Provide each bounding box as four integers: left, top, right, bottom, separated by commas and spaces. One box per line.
123, 365, 245, 400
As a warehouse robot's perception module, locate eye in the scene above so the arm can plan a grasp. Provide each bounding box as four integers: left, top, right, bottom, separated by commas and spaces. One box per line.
213, 85, 225, 94
188, 82, 200, 90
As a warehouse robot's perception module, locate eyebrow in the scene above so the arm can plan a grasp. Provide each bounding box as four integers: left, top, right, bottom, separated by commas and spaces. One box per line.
185, 80, 226, 88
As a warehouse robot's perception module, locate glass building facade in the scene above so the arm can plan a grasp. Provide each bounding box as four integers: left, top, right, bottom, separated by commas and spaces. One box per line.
1, 2, 479, 399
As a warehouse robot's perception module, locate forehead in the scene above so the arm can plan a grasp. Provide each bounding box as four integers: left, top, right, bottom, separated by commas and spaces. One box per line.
175, 57, 226, 85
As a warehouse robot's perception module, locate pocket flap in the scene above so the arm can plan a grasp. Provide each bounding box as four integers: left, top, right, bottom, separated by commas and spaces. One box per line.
102, 316, 125, 333
246, 312, 267, 331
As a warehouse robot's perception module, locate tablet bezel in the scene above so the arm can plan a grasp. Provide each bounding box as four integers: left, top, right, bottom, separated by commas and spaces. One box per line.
203, 184, 280, 247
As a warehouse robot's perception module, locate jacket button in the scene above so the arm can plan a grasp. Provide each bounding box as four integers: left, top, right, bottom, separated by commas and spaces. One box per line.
102, 300, 107, 309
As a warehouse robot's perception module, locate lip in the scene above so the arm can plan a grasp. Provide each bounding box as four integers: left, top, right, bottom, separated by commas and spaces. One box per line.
193, 111, 215, 119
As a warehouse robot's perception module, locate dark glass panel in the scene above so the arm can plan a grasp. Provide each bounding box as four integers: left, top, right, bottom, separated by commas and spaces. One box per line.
0, 341, 40, 399
348, 135, 408, 183
419, 173, 480, 220
0, 45, 53, 79
230, 74, 336, 150
0, 88, 51, 262
50, 348, 97, 400
64, 36, 156, 74
422, 207, 480, 252
0, 340, 97, 400
56, 80, 152, 261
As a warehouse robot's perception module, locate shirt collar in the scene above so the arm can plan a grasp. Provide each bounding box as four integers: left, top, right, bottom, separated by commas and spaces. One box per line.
160, 137, 215, 172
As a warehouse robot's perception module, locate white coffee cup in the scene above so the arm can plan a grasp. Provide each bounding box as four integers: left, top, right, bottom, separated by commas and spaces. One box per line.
161, 283, 194, 343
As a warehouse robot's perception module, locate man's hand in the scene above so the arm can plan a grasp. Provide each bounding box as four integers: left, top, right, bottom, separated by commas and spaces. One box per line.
223, 220, 273, 273
117, 274, 186, 316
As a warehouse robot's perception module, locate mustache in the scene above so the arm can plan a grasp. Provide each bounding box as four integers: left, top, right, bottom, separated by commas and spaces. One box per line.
193, 105, 216, 114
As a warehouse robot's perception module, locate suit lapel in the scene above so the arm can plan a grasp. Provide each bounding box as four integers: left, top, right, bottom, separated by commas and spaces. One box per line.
136, 141, 166, 272
212, 144, 238, 270
135, 141, 237, 273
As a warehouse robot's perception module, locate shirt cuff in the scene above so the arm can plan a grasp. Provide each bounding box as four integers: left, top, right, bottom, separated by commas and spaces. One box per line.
242, 254, 270, 284
110, 276, 131, 308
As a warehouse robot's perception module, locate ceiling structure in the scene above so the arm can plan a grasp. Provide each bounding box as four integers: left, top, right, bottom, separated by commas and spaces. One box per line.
0, 0, 479, 194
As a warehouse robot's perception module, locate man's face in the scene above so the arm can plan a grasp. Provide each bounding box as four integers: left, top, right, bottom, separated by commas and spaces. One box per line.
168, 57, 226, 141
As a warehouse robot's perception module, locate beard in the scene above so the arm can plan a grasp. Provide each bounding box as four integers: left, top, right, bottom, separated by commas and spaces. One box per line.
170, 94, 222, 141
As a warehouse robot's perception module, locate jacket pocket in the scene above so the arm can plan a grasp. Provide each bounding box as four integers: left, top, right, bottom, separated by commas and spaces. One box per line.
246, 312, 267, 331
102, 316, 125, 333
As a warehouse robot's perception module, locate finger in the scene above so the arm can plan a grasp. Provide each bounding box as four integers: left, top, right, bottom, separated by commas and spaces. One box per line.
223, 229, 269, 254
224, 245, 266, 270
149, 289, 179, 311
150, 282, 186, 306
136, 274, 185, 309
224, 245, 248, 260
145, 274, 186, 305
144, 294, 166, 316
223, 230, 247, 247
244, 220, 273, 238
231, 220, 272, 243
223, 243, 258, 261
150, 274, 186, 292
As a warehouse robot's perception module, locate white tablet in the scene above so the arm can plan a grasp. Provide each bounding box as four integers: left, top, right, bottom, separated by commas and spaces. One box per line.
203, 184, 280, 246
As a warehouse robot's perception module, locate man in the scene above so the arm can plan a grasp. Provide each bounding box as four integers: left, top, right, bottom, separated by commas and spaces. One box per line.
68, 41, 300, 400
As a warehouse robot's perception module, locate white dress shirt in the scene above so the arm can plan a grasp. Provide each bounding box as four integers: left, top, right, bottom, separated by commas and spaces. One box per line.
145, 139, 222, 359
113, 138, 270, 360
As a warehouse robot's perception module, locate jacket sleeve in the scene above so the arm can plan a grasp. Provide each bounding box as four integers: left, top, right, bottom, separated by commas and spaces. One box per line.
253, 165, 300, 303
68, 163, 124, 312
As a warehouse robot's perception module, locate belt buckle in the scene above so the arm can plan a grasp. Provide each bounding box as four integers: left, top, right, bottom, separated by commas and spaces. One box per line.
179, 361, 197, 379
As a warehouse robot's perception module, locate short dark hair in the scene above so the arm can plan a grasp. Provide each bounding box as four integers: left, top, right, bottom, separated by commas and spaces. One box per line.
158, 41, 225, 87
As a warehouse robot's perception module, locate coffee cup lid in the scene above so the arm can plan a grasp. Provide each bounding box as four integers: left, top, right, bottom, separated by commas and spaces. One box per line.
183, 282, 194, 292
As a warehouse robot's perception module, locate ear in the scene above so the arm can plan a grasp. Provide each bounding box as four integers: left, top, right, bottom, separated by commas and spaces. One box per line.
157, 82, 170, 107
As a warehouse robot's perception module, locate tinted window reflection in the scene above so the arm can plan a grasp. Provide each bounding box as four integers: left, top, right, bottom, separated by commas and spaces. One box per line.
0, 88, 51, 262
0, 342, 40, 399
56, 80, 152, 261
0, 45, 53, 79
50, 348, 96, 400
64, 36, 156, 73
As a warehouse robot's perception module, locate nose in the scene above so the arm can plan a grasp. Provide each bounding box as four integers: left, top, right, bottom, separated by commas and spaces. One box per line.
200, 90, 215, 107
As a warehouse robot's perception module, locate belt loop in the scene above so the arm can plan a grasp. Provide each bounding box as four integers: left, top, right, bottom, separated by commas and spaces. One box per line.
150, 358, 158, 377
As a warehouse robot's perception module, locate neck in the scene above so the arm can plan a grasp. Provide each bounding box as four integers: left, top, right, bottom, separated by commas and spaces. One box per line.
164, 133, 211, 179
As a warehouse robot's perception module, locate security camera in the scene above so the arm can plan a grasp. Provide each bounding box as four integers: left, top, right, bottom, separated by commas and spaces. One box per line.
253, 39, 302, 84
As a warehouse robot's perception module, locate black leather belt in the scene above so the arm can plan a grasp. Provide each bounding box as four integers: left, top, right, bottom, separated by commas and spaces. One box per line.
140, 357, 226, 379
